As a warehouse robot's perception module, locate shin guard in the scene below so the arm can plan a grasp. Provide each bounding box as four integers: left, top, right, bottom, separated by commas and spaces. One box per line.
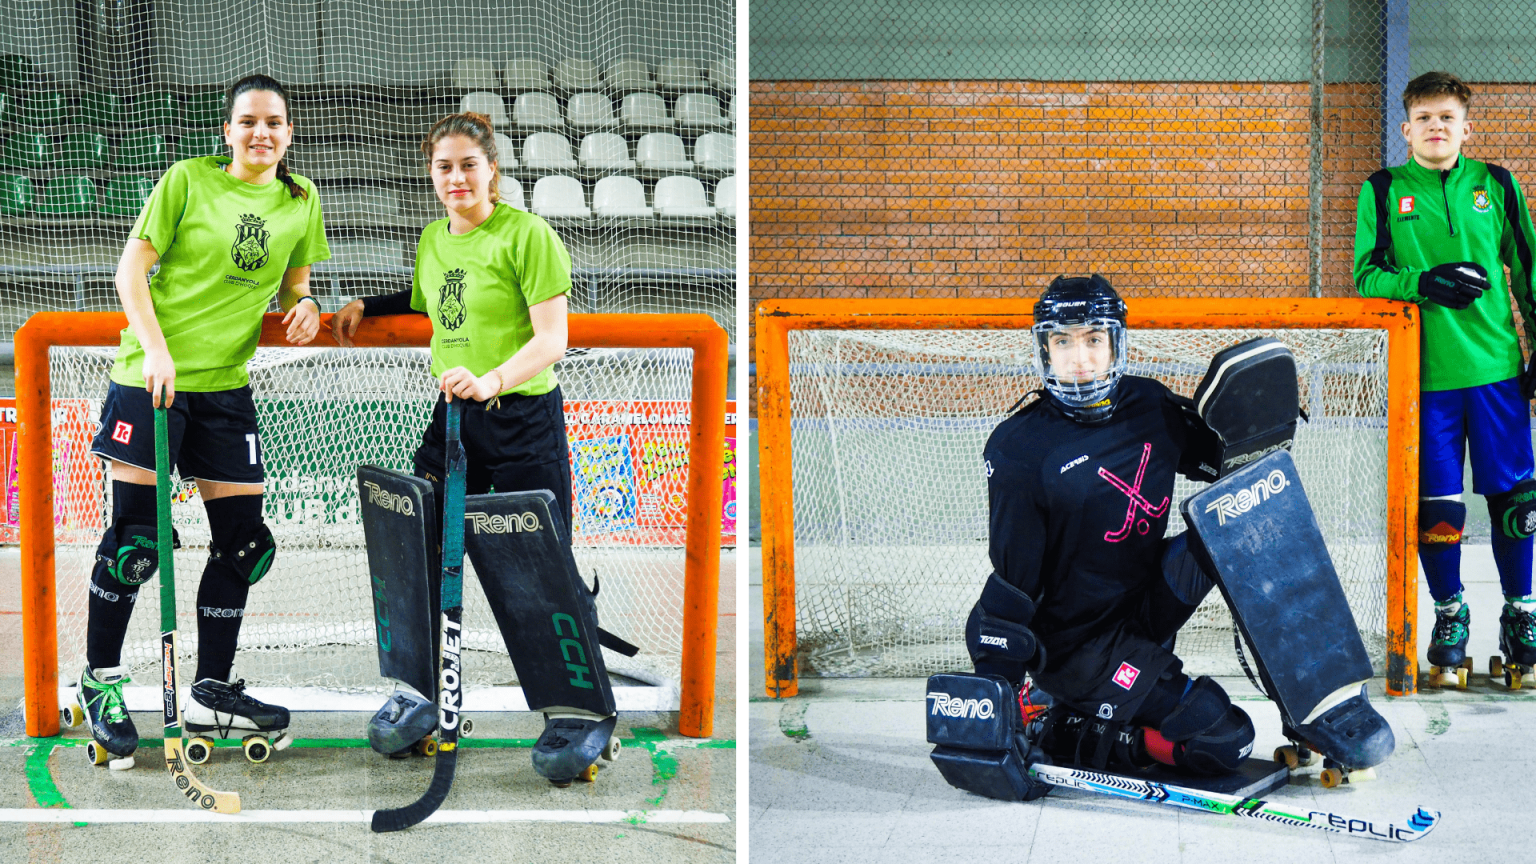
358, 466, 438, 698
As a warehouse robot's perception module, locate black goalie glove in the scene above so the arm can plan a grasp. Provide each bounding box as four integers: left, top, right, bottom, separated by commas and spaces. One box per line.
1418, 262, 1489, 310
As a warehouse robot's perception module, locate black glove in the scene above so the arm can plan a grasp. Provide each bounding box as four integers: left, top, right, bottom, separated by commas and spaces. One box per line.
1418, 262, 1490, 310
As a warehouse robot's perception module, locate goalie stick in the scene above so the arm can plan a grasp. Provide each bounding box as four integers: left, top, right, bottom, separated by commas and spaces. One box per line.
372, 399, 467, 832
156, 392, 241, 814
1028, 762, 1439, 843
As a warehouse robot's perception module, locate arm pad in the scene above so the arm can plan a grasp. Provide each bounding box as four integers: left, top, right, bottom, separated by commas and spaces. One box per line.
966, 571, 1045, 677
362, 288, 421, 317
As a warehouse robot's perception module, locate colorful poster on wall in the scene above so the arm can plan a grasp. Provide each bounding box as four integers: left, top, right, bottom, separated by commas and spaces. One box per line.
0, 399, 105, 544
569, 433, 637, 536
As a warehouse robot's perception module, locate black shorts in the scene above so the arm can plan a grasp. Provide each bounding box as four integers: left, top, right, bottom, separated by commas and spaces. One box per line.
412, 386, 572, 533
90, 382, 266, 485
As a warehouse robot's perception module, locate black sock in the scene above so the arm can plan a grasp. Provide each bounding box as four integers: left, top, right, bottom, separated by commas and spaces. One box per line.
194, 495, 263, 682
85, 481, 159, 670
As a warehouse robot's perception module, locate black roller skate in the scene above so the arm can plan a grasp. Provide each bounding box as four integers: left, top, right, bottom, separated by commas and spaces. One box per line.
1491, 600, 1536, 690
532, 712, 621, 787
63, 665, 137, 770
1425, 597, 1472, 690
1278, 684, 1395, 788
183, 676, 293, 764
367, 684, 449, 758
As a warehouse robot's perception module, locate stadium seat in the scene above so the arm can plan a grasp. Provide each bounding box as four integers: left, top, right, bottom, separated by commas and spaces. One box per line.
81, 91, 123, 126
694, 132, 735, 172
521, 132, 578, 171
326, 187, 400, 222
554, 58, 602, 91
566, 92, 617, 130
513, 92, 564, 129
606, 56, 652, 92
59, 132, 109, 170
186, 91, 225, 126
653, 176, 715, 218
453, 57, 501, 90
656, 57, 706, 90
18, 91, 66, 126
531, 175, 590, 219
459, 92, 509, 127
592, 176, 653, 218
620, 92, 672, 129
674, 93, 728, 128
715, 175, 736, 218
131, 91, 180, 127
2, 133, 51, 170
118, 132, 169, 170
578, 132, 634, 170
0, 174, 33, 215
36, 175, 96, 216
727, 95, 737, 123
101, 176, 155, 218
503, 58, 551, 90
636, 133, 692, 171
498, 176, 526, 211
709, 58, 735, 91
0, 54, 34, 91
176, 131, 224, 160
493, 132, 519, 170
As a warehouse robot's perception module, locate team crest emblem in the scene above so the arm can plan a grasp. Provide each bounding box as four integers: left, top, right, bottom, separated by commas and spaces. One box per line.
230, 214, 270, 271
1473, 188, 1492, 213
439, 268, 467, 331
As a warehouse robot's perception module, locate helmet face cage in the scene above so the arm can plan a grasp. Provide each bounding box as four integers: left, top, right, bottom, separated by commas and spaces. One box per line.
1032, 318, 1128, 408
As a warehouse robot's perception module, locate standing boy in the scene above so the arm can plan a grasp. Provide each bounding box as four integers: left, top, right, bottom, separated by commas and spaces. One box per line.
1354, 71, 1536, 685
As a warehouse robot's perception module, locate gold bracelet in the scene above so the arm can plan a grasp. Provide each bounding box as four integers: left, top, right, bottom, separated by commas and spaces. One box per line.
489, 368, 505, 393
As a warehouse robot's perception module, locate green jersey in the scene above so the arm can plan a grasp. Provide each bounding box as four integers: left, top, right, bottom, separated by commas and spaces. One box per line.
410, 202, 573, 396
1353, 154, 1536, 391
110, 156, 330, 391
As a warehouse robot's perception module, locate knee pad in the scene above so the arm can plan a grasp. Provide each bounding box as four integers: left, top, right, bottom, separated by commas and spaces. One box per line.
208, 521, 276, 585
1156, 676, 1255, 774
1489, 479, 1536, 540
95, 519, 177, 586
1420, 498, 1467, 546
965, 571, 1044, 675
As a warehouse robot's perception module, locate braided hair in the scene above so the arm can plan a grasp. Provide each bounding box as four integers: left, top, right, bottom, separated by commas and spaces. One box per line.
224, 74, 307, 200
421, 112, 502, 203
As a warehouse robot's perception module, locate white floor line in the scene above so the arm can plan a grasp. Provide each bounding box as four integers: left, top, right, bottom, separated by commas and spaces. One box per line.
0, 808, 729, 824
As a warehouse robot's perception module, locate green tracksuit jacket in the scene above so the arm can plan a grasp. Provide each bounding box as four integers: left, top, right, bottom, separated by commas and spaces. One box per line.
1353, 155, 1536, 392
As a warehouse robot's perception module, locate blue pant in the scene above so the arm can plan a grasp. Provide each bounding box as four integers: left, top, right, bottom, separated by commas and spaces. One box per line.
1420, 377, 1535, 601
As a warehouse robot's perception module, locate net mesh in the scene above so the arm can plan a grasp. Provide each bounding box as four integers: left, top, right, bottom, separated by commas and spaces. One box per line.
49, 344, 696, 698
787, 327, 1390, 679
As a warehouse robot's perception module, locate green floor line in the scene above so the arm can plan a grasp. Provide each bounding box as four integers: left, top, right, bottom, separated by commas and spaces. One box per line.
25, 742, 70, 810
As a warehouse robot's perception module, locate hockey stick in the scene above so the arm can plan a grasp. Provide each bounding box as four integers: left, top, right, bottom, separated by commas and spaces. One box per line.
156, 392, 241, 813
372, 399, 467, 832
1028, 763, 1438, 843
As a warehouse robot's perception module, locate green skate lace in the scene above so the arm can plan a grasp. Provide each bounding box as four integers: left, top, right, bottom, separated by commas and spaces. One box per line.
1432, 608, 1467, 646
84, 672, 130, 724
1509, 606, 1536, 647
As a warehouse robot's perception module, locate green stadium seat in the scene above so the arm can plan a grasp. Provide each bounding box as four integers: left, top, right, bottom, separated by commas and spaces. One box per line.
118, 132, 168, 170
130, 91, 180, 127
35, 176, 96, 216
187, 92, 224, 126
176, 130, 224, 160
102, 175, 154, 218
80, 91, 123, 127
2, 133, 52, 170
17, 91, 66, 126
0, 54, 34, 90
58, 133, 109, 170
0, 174, 34, 215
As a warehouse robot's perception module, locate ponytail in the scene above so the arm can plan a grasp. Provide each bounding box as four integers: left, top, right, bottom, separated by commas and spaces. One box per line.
274, 158, 306, 200
225, 73, 307, 200
422, 112, 502, 203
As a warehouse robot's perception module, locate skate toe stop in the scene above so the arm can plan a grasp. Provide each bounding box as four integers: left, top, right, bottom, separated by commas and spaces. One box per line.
108, 756, 134, 771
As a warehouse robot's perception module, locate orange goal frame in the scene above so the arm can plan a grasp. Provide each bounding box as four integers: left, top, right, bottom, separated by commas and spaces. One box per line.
757, 298, 1421, 698
19, 311, 728, 738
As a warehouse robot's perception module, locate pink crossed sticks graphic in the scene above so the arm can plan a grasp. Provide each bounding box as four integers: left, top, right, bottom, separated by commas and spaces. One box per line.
1097, 442, 1170, 542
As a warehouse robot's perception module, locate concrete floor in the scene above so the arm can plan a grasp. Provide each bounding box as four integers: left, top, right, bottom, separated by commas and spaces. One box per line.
749, 546, 1536, 863
0, 550, 737, 864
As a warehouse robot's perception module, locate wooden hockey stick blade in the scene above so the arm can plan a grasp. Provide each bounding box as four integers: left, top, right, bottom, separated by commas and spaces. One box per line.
371, 746, 457, 832
164, 736, 241, 814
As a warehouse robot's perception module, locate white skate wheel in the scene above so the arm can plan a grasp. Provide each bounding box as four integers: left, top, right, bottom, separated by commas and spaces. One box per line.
242, 736, 270, 764
460, 717, 474, 736
271, 732, 293, 751
108, 756, 134, 771
602, 736, 621, 762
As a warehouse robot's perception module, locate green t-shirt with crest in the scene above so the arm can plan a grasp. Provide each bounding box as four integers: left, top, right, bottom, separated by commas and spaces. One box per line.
410, 202, 573, 396
110, 156, 330, 391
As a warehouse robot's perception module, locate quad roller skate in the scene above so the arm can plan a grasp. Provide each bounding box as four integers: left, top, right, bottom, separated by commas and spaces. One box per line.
182, 676, 293, 764
63, 665, 137, 770
366, 683, 473, 758
532, 712, 621, 787
1425, 598, 1473, 690
1274, 684, 1395, 789
1490, 600, 1536, 690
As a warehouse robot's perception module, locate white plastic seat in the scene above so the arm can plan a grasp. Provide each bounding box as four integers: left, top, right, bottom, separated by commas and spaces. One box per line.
578, 132, 635, 170
693, 132, 735, 172
452, 57, 500, 90
606, 56, 652, 91
727, 95, 737, 123
459, 92, 509, 127
566, 92, 617, 130
521, 132, 578, 171
502, 58, 550, 90
493, 133, 518, 170
714, 176, 736, 218
555, 58, 602, 91
592, 176, 653, 218
328, 187, 401, 221
709, 58, 734, 91
674, 93, 728, 128
531, 175, 590, 219
513, 91, 565, 129
656, 57, 706, 90
652, 175, 714, 218
636, 132, 692, 171
498, 176, 526, 211
621, 92, 673, 129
